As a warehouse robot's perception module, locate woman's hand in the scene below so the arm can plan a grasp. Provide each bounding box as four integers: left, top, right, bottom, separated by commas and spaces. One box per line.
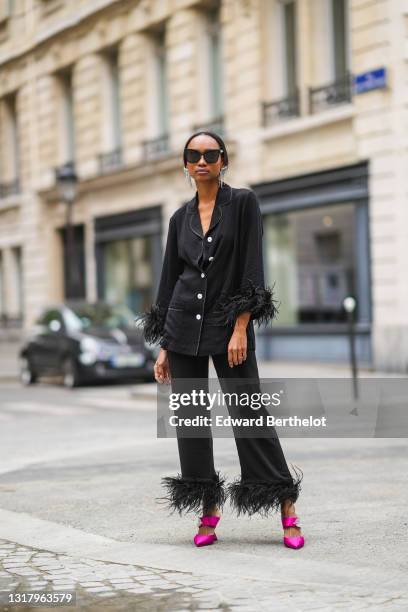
228, 328, 248, 367
228, 312, 250, 367
154, 348, 171, 384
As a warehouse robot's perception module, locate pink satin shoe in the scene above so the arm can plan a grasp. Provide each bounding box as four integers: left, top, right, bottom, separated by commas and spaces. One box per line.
194, 515, 221, 547
282, 515, 305, 549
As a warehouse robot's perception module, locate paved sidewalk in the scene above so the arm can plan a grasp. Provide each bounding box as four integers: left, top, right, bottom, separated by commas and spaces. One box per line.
1, 525, 408, 611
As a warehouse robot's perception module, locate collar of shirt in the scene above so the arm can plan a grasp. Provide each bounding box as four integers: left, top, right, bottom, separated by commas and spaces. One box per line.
187, 182, 233, 238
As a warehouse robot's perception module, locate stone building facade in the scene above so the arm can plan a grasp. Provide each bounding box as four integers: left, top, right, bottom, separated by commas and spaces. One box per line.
0, 0, 407, 371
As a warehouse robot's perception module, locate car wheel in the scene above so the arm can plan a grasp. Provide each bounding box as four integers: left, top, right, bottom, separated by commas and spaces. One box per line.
19, 356, 37, 386
62, 357, 81, 389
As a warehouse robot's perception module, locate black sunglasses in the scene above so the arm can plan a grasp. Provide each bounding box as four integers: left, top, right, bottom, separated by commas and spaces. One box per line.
185, 148, 223, 164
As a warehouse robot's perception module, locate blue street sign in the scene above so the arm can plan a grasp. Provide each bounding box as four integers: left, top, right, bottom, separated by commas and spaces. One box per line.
354, 68, 387, 94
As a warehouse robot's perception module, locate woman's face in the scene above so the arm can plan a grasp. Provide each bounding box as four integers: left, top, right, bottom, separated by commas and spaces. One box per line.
185, 134, 225, 185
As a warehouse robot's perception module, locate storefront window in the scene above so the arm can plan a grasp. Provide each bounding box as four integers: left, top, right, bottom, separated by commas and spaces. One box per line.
102, 236, 153, 314
265, 203, 356, 325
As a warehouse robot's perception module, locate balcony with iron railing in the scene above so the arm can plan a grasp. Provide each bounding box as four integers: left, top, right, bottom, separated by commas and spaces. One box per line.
0, 313, 23, 330
309, 73, 353, 114
98, 148, 123, 174
0, 177, 20, 199
142, 133, 170, 161
262, 90, 300, 127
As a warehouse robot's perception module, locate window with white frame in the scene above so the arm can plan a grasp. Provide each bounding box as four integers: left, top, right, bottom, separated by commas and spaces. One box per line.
309, 0, 351, 112
143, 24, 170, 158
56, 67, 75, 164
9, 95, 19, 182
101, 46, 122, 153
0, 1, 11, 24
2, 91, 20, 189
12, 246, 23, 317
99, 46, 123, 171
312, 0, 349, 84
206, 5, 223, 121
194, 4, 224, 132
280, 0, 297, 97
263, 0, 298, 125
331, 0, 349, 80
154, 28, 169, 137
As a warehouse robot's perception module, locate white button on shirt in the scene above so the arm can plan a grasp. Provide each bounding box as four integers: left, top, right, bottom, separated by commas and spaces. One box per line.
197, 293, 203, 299
209, 256, 214, 261
207, 236, 212, 242
201, 272, 205, 278
196, 314, 201, 320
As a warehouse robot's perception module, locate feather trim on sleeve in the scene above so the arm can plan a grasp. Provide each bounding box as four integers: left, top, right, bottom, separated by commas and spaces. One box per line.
215, 279, 280, 328
134, 304, 166, 345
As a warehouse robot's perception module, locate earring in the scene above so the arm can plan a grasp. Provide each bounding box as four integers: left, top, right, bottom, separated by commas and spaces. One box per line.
219, 166, 228, 188
183, 167, 194, 188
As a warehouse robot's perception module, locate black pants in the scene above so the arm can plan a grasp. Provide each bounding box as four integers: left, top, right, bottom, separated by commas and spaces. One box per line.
158, 349, 303, 517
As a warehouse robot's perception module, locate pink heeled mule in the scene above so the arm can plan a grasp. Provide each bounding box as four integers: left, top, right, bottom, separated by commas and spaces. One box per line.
282, 515, 305, 549
194, 515, 221, 547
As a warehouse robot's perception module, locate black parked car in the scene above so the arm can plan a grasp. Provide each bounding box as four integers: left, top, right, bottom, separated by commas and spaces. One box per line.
19, 301, 158, 388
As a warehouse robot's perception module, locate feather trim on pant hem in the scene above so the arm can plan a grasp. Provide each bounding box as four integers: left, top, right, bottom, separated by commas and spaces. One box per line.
227, 464, 303, 517
156, 471, 228, 516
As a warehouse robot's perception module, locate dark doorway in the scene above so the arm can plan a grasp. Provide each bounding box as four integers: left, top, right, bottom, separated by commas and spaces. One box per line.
59, 224, 86, 299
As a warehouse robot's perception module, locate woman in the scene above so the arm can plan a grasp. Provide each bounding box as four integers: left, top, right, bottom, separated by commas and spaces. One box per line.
136, 131, 304, 549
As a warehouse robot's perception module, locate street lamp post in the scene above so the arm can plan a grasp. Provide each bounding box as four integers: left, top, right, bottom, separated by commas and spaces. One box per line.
343, 296, 359, 405
55, 162, 78, 298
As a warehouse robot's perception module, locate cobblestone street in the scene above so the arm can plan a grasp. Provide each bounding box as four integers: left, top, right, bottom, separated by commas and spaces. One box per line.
0, 538, 227, 611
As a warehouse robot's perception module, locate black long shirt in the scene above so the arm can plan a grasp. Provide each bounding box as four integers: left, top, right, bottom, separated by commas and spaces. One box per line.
135, 182, 278, 356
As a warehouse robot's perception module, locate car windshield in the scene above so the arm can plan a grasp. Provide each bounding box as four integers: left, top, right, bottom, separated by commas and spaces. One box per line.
64, 303, 136, 331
